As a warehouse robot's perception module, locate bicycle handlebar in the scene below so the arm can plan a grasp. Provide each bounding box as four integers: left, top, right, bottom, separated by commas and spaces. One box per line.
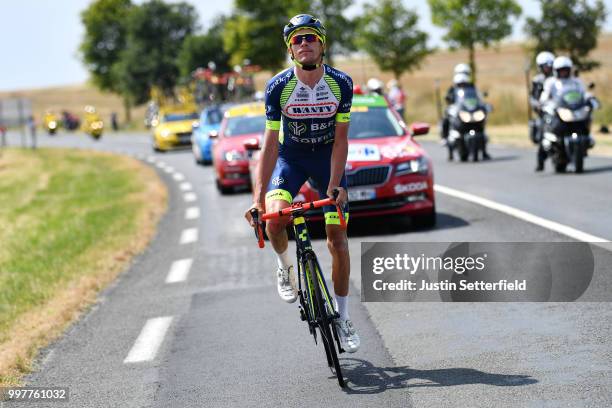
251, 189, 347, 249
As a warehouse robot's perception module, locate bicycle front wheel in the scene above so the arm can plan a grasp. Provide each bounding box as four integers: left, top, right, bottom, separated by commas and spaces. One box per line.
308, 258, 345, 388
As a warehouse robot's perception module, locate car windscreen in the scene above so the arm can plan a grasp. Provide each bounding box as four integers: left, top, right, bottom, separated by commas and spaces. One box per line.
204, 109, 223, 125
348, 107, 404, 139
162, 113, 199, 122
224, 115, 266, 137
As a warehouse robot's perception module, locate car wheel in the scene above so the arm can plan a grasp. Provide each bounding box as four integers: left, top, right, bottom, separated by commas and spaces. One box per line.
216, 179, 233, 195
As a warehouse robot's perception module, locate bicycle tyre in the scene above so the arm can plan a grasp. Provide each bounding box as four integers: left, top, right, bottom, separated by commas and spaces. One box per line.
308, 258, 345, 388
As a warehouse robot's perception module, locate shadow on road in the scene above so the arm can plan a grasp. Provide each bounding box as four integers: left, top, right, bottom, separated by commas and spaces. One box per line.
581, 165, 612, 174
340, 358, 537, 394
305, 212, 469, 240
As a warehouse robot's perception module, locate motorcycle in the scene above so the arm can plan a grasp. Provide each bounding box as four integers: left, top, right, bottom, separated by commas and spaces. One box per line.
446, 87, 492, 162
541, 84, 597, 173
43, 111, 60, 135
82, 106, 104, 140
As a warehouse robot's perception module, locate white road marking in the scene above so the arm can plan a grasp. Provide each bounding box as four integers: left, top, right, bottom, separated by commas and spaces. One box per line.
185, 207, 200, 220
156, 162, 166, 169
179, 182, 193, 191
173, 173, 185, 181
183, 192, 197, 202
180, 228, 198, 244
435, 184, 610, 247
164, 166, 175, 173
147, 156, 156, 163
166, 258, 193, 283
124, 316, 173, 363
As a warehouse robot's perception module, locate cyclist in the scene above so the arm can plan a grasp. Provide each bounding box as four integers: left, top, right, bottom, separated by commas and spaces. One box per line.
245, 14, 360, 353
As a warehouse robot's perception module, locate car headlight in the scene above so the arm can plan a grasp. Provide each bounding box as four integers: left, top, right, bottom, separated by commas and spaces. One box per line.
396, 156, 428, 175
459, 110, 472, 122
557, 107, 574, 122
224, 150, 248, 162
160, 129, 171, 138
472, 110, 486, 122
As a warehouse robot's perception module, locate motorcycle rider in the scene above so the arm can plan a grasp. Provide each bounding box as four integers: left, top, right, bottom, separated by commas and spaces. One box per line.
530, 51, 555, 171
443, 65, 491, 160
539, 56, 597, 156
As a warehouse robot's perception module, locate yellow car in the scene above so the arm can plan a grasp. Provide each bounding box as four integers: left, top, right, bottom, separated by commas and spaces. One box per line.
152, 110, 199, 152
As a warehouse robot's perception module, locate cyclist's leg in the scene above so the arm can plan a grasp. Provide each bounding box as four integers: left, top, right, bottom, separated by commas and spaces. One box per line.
264, 155, 307, 252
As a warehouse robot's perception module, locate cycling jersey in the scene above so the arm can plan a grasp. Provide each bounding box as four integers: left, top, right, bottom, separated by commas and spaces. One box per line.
265, 64, 353, 152
264, 65, 353, 225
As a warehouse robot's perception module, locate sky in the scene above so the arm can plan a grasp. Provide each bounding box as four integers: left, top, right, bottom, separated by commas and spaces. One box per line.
1, 0, 611, 91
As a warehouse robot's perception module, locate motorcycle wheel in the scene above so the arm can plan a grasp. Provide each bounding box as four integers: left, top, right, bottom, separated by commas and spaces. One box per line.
574, 146, 584, 173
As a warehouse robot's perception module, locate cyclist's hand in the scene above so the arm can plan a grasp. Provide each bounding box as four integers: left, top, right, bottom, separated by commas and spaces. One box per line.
328, 186, 348, 209
245, 203, 264, 227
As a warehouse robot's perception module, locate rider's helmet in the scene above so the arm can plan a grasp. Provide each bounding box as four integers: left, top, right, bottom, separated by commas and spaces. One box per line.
367, 78, 384, 94
454, 63, 471, 75
453, 72, 470, 85
536, 51, 555, 73
283, 14, 326, 47
553, 56, 573, 79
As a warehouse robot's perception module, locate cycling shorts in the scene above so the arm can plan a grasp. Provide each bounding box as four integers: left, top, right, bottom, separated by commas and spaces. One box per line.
265, 146, 349, 225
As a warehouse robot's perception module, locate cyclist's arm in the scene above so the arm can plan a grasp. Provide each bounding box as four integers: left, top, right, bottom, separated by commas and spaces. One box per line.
253, 128, 279, 206
328, 121, 349, 196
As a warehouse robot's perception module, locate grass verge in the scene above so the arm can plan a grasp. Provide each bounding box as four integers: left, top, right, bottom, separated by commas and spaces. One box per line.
0, 148, 167, 385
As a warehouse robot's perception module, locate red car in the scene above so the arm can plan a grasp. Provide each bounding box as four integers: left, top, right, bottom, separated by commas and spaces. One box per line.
212, 103, 266, 194
245, 94, 436, 227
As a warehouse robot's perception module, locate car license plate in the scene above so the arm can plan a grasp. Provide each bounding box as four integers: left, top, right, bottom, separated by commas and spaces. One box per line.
348, 188, 376, 202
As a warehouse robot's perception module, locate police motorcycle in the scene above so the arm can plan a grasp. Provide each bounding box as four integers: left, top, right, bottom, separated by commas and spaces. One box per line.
541, 83, 597, 173
447, 81, 492, 162
539, 56, 598, 173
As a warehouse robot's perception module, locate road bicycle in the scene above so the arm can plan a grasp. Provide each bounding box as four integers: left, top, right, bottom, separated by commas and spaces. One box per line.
250, 190, 347, 388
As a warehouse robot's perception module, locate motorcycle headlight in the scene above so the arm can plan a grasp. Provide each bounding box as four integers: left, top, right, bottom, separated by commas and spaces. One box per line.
459, 111, 472, 122
472, 110, 486, 122
224, 150, 248, 162
557, 108, 574, 122
396, 156, 428, 175
49, 121, 57, 128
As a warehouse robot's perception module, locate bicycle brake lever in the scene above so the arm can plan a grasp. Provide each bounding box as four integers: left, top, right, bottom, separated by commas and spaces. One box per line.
250, 208, 265, 248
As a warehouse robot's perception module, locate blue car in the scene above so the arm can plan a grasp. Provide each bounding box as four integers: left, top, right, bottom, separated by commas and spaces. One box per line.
192, 105, 227, 165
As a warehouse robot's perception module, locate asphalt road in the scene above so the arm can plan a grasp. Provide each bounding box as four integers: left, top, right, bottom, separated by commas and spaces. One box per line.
5, 131, 611, 407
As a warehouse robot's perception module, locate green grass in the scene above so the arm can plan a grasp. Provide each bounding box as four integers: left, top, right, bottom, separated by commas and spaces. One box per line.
0, 148, 146, 342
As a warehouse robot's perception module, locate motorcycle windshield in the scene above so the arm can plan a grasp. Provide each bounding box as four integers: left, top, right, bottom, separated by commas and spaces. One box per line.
557, 84, 585, 109
456, 88, 482, 112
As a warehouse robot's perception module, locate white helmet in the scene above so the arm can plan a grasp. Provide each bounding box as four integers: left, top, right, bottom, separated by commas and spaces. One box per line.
367, 78, 384, 93
454, 63, 471, 75
453, 72, 470, 85
536, 51, 555, 68
553, 56, 573, 77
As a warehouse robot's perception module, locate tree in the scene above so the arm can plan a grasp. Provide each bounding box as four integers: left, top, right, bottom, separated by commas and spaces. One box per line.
79, 0, 133, 118
356, 0, 431, 80
525, 0, 607, 72
289, 0, 357, 66
223, 0, 294, 73
177, 17, 231, 79
116, 0, 199, 105
428, 0, 522, 83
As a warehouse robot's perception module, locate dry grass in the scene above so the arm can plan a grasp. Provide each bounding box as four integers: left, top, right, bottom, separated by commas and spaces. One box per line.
3, 34, 611, 131
0, 150, 167, 385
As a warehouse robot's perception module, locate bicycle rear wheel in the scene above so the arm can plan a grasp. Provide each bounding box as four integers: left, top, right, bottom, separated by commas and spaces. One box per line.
308, 258, 345, 388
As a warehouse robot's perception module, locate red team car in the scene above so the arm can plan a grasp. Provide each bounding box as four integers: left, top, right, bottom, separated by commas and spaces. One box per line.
245, 94, 436, 227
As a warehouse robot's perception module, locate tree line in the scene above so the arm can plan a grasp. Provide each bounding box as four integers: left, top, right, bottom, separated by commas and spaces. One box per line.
80, 0, 607, 118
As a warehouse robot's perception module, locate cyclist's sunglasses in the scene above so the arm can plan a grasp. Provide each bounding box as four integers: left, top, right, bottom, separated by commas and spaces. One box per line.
289, 33, 322, 45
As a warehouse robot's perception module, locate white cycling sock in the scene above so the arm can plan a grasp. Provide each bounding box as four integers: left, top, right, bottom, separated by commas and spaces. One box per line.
335, 295, 349, 321
276, 248, 292, 270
